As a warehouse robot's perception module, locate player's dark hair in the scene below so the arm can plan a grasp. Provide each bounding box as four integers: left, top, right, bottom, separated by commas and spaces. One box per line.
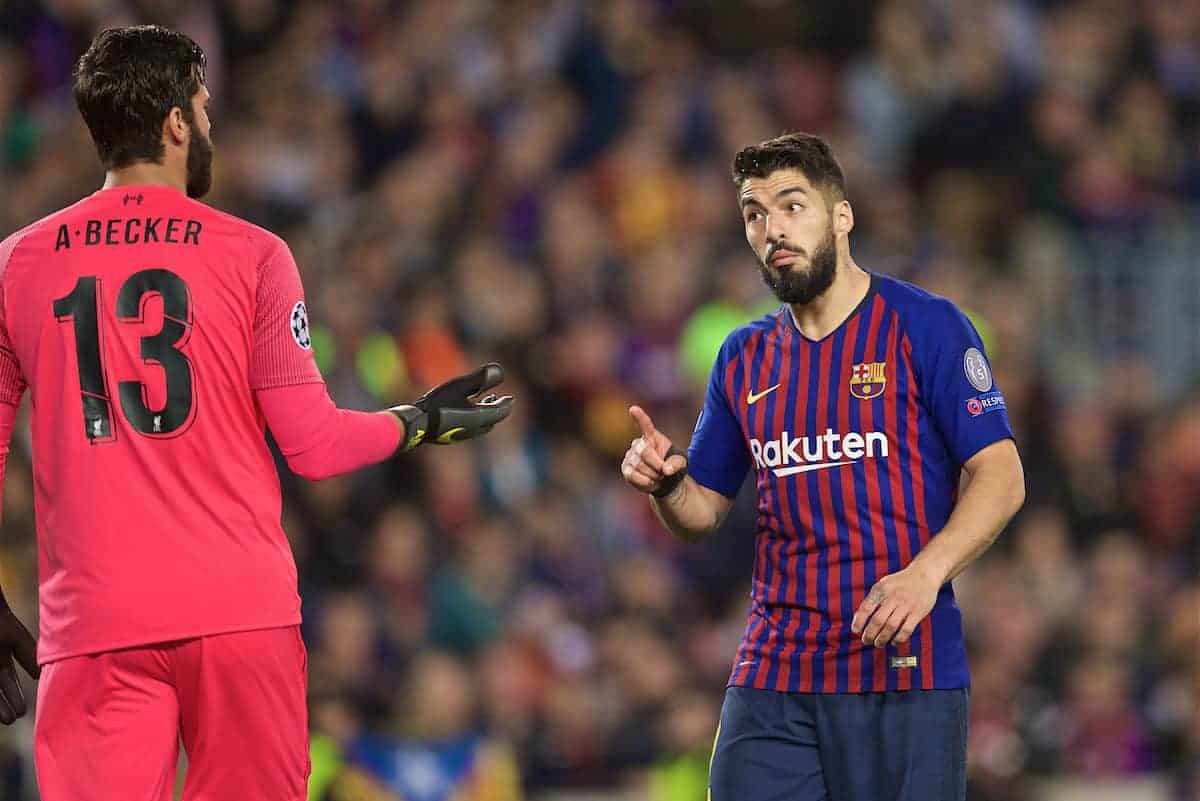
73, 25, 207, 169
732, 132, 847, 201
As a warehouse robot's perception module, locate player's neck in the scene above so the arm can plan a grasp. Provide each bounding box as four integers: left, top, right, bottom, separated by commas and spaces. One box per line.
788, 261, 871, 341
102, 163, 186, 194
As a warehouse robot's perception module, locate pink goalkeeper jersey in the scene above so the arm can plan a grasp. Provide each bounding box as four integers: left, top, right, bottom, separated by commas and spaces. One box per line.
0, 185, 325, 665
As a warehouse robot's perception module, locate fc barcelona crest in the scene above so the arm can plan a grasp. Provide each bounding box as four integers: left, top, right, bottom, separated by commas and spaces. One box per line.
850, 362, 886, 400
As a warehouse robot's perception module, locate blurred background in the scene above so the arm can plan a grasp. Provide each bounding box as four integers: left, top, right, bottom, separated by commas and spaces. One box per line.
0, 0, 1198, 799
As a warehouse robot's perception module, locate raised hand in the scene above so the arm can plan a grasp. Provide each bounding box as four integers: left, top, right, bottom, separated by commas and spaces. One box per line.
390, 363, 514, 451
621, 405, 688, 496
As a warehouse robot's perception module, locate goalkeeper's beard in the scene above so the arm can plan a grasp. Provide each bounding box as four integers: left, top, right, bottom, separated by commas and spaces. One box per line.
758, 224, 838, 306
186, 119, 213, 199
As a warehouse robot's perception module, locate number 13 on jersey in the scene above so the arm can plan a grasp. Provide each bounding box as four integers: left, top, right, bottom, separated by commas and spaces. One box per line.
54, 268, 195, 443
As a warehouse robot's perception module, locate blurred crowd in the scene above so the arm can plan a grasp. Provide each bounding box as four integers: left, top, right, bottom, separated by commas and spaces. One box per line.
1, 1, 1198, 800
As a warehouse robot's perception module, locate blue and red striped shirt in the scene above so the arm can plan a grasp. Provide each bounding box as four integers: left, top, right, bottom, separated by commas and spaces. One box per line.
688, 273, 1013, 693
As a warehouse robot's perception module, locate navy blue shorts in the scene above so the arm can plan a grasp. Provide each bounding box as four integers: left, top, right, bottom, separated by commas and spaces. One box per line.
708, 685, 969, 801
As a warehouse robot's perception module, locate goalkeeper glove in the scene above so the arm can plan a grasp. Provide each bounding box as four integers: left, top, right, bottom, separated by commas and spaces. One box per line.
389, 363, 514, 451
0, 588, 38, 725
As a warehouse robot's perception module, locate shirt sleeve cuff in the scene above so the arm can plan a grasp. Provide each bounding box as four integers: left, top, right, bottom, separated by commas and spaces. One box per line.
686, 458, 746, 500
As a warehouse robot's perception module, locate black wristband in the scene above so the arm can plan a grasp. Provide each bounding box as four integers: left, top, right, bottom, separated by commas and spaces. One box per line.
651, 446, 689, 498
388, 404, 429, 451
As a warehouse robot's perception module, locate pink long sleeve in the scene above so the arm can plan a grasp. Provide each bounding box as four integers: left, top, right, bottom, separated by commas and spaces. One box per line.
256, 382, 401, 481
0, 401, 15, 521
248, 235, 400, 478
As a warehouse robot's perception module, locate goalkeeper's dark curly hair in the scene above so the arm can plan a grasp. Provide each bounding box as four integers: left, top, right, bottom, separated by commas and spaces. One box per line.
73, 25, 207, 169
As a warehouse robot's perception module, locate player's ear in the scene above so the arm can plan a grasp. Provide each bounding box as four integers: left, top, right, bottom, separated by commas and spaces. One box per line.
164, 106, 189, 147
833, 199, 854, 237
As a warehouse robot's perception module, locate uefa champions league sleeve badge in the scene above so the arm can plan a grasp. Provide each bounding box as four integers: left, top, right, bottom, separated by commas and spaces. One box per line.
290, 300, 311, 350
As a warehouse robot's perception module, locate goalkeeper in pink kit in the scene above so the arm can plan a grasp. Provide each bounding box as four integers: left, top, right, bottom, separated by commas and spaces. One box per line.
0, 25, 512, 801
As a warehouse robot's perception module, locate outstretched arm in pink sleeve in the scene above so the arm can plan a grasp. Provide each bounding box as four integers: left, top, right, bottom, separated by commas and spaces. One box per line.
255, 383, 401, 481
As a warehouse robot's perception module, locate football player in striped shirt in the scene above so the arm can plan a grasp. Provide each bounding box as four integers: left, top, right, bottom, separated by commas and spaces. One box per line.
621, 132, 1025, 801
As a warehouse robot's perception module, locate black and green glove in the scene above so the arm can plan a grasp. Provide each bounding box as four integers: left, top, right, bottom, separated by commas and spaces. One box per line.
389, 363, 514, 451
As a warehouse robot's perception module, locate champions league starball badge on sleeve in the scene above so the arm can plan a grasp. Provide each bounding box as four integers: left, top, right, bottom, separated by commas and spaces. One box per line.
290, 300, 311, 350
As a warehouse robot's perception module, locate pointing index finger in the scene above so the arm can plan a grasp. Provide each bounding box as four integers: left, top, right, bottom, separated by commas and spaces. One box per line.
629, 405, 658, 440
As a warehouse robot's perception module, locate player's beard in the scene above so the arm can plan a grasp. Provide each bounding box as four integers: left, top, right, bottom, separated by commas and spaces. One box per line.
758, 222, 838, 306
186, 119, 213, 199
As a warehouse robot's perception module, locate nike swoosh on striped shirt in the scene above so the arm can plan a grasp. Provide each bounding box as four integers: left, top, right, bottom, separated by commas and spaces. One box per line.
746, 383, 781, 404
